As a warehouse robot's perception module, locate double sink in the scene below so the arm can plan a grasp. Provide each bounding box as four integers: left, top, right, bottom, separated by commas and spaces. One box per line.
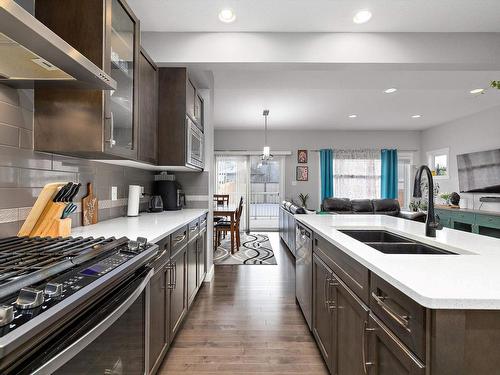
340, 230, 458, 255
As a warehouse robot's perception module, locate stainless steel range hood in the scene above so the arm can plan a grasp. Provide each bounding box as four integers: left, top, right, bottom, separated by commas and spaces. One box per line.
0, 0, 116, 90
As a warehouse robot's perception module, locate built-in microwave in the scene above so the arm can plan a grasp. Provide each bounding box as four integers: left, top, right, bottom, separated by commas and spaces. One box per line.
186, 116, 204, 170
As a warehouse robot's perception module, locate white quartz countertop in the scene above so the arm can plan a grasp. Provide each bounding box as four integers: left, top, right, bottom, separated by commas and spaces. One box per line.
296, 214, 500, 310
71, 209, 208, 244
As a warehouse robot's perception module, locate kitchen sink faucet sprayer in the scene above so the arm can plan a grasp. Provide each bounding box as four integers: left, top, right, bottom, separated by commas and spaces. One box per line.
413, 165, 443, 237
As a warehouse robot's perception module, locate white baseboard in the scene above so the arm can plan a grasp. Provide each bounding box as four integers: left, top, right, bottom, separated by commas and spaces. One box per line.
204, 264, 215, 283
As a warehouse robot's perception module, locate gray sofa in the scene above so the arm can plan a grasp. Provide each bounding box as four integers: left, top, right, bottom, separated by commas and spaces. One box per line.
321, 198, 426, 222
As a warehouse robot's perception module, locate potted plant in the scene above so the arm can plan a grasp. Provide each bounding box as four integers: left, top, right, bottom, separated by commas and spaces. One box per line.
298, 193, 316, 214
439, 192, 452, 206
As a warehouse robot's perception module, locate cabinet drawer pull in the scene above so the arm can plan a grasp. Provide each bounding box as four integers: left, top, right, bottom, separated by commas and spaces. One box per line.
362, 321, 376, 374
371, 292, 411, 332
173, 234, 186, 246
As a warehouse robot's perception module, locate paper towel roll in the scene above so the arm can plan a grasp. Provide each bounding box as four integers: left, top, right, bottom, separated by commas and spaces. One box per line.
127, 185, 142, 217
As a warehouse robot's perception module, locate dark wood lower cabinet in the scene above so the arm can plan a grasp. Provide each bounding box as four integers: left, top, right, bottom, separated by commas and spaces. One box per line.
169, 245, 187, 340
148, 261, 170, 374
197, 229, 206, 288
367, 314, 425, 375
187, 238, 198, 306
312, 253, 334, 372
312, 243, 425, 375
334, 275, 369, 375
148, 215, 207, 375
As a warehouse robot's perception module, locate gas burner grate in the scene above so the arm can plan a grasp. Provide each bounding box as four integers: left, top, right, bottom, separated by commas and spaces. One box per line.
0, 236, 114, 285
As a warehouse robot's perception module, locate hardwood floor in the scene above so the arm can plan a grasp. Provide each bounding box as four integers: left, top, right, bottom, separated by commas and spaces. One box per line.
158, 232, 328, 374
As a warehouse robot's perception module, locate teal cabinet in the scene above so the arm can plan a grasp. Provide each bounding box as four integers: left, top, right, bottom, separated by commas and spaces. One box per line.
435, 208, 500, 239
435, 209, 452, 229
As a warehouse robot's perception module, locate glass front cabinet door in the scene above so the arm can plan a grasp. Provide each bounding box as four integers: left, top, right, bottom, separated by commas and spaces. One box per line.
105, 0, 140, 159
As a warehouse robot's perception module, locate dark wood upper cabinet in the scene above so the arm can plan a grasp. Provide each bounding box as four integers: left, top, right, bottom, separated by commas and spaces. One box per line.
33, 0, 140, 160
158, 67, 204, 170
138, 48, 158, 164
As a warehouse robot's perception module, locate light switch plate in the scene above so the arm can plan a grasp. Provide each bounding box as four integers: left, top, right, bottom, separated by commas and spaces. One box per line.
111, 186, 118, 201
291, 180, 297, 186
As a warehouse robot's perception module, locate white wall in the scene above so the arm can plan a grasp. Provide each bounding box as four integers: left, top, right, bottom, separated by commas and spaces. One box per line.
215, 129, 420, 210
143, 32, 500, 70
420, 105, 500, 212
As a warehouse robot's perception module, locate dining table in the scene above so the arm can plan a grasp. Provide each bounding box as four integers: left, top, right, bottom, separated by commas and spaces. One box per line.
213, 203, 239, 253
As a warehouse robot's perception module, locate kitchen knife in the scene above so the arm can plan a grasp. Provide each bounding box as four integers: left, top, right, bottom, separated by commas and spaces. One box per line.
53, 182, 72, 203
70, 183, 82, 202
59, 182, 75, 203
63, 184, 78, 203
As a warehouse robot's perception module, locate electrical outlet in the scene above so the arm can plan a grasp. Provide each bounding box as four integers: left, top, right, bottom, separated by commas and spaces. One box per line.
111, 186, 118, 201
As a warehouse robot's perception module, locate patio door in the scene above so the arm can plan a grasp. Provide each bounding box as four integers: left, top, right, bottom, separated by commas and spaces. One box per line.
248, 156, 284, 231
215, 154, 284, 232
215, 155, 249, 230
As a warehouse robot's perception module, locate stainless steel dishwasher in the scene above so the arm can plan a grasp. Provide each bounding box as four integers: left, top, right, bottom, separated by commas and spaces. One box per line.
295, 222, 313, 330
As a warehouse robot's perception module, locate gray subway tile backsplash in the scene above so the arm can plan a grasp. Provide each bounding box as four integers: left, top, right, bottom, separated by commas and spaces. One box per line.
0, 84, 155, 237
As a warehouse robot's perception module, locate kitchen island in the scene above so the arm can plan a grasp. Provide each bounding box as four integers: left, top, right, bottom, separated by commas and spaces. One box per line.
295, 214, 500, 375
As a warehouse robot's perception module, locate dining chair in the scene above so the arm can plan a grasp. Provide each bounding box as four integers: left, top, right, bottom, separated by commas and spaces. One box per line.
214, 196, 244, 254
213, 194, 230, 223
213, 194, 230, 206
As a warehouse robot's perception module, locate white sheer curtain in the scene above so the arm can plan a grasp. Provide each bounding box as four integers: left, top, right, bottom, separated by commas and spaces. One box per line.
334, 149, 381, 199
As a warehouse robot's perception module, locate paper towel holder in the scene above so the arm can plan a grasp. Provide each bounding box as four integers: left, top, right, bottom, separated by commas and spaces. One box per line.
127, 185, 144, 217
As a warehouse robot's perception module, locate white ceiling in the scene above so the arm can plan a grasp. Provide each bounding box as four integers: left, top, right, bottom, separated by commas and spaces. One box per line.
128, 0, 500, 32
213, 69, 500, 130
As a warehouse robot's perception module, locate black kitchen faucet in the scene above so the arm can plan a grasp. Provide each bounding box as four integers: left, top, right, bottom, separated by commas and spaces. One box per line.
413, 165, 443, 237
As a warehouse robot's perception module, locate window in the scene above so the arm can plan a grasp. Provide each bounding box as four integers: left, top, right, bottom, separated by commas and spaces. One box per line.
427, 148, 449, 179
334, 149, 381, 199
397, 154, 413, 209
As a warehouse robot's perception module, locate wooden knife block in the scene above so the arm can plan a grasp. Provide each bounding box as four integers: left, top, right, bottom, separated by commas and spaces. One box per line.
18, 182, 72, 238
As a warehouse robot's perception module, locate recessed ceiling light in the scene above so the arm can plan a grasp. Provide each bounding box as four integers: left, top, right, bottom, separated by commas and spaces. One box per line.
384, 88, 397, 94
348, 114, 358, 118
218, 8, 236, 23
411, 114, 422, 119
469, 88, 484, 94
353, 9, 372, 24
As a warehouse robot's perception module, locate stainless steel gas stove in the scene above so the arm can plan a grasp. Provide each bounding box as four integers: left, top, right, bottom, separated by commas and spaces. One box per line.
0, 235, 158, 375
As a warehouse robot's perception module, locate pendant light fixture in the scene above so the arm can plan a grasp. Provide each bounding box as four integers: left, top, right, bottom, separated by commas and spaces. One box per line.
261, 109, 272, 161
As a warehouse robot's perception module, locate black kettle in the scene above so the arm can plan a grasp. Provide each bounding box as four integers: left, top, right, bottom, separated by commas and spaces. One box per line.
149, 195, 164, 212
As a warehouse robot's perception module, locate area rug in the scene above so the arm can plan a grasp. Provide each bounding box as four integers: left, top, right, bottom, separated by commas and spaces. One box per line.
214, 233, 277, 265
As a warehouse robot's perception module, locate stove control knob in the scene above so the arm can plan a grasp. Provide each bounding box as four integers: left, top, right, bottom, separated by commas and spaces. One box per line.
0, 305, 14, 327
127, 240, 139, 253
137, 237, 148, 249
44, 282, 63, 298
15, 287, 44, 310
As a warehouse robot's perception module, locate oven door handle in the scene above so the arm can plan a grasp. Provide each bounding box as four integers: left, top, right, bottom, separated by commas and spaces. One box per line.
30, 269, 154, 375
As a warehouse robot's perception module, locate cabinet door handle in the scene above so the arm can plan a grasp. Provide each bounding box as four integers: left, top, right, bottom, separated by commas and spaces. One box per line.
371, 292, 411, 332
324, 274, 330, 308
166, 263, 174, 290
172, 261, 177, 289
328, 275, 339, 310
362, 320, 376, 374
105, 112, 116, 147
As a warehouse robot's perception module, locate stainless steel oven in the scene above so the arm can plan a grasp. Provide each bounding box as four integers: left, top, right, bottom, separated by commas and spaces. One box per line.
186, 116, 204, 169
10, 268, 153, 375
